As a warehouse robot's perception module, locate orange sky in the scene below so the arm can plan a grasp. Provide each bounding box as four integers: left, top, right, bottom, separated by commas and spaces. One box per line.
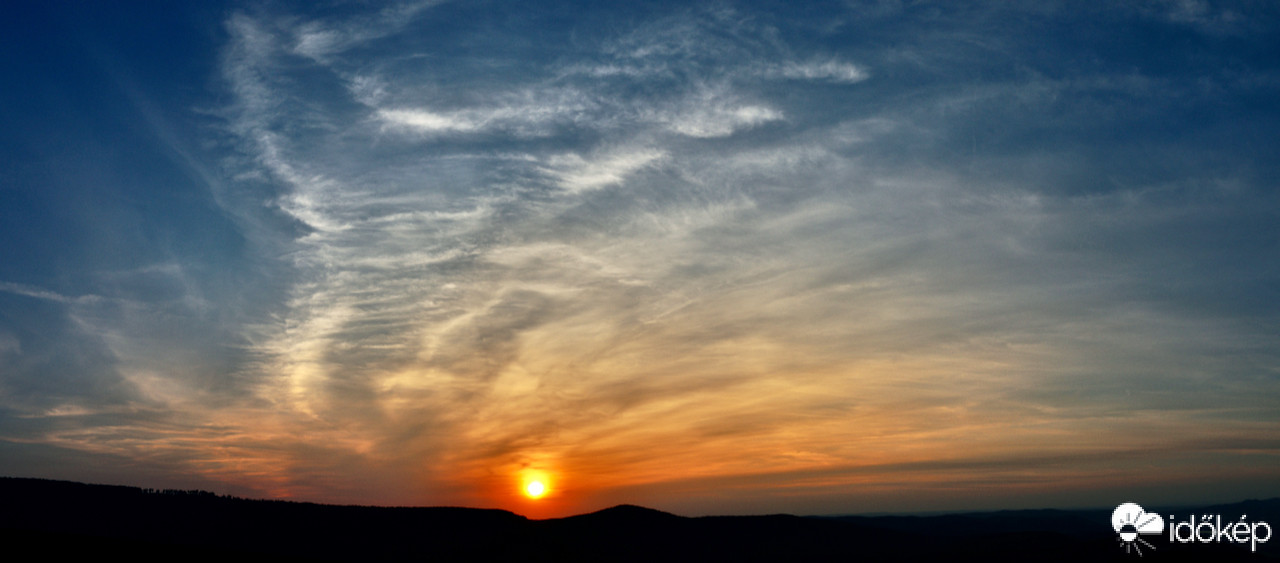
1, 2, 1278, 517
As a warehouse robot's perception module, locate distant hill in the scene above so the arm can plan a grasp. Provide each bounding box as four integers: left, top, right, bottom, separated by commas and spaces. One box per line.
1, 477, 1276, 562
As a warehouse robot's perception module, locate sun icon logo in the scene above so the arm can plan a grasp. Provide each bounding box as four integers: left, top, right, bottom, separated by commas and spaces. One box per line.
1112, 502, 1165, 556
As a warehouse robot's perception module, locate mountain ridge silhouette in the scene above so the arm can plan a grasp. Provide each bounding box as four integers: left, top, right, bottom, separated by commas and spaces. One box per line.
2, 477, 1276, 562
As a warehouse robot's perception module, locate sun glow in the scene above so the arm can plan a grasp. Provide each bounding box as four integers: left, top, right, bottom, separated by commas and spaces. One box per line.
519, 467, 553, 501
525, 480, 546, 499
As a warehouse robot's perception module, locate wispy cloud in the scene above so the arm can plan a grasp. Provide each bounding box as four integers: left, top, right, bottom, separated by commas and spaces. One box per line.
0, 282, 103, 305
767, 59, 868, 83
544, 148, 666, 193
290, 1, 445, 61
376, 99, 585, 137
5, 0, 1276, 517
660, 102, 782, 138
378, 108, 486, 133
192, 1, 1280, 512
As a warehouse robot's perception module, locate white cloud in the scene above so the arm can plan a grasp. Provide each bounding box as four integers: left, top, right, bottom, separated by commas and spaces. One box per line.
101, 1, 1280, 510
545, 148, 666, 193
374, 88, 595, 137
770, 60, 868, 83
0, 282, 103, 305
378, 108, 484, 133
293, 25, 343, 60
348, 75, 387, 106
665, 104, 782, 137
556, 63, 664, 79
290, 1, 444, 61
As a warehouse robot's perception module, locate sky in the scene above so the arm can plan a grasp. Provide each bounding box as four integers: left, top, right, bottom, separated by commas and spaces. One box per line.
1, 0, 1278, 518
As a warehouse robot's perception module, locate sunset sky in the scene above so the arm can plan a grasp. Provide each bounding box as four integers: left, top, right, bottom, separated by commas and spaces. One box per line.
2, 1, 1278, 517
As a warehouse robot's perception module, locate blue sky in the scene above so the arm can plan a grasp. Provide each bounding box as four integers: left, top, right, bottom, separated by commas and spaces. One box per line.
1, 1, 1278, 516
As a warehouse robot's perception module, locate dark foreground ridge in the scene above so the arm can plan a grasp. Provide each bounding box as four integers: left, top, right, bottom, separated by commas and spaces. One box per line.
2, 477, 1276, 562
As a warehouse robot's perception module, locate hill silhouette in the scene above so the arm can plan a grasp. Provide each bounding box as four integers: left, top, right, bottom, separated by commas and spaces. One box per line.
2, 477, 1276, 561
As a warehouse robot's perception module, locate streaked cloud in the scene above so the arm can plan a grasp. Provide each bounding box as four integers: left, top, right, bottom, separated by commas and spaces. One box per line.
1, 0, 1277, 517
661, 101, 782, 138
378, 108, 485, 133
769, 59, 868, 83
0, 282, 103, 305
290, 1, 444, 61
545, 148, 666, 193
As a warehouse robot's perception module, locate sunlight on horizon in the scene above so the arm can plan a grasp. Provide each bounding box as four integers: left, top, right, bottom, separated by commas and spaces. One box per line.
525, 480, 546, 499
0, 1, 1276, 519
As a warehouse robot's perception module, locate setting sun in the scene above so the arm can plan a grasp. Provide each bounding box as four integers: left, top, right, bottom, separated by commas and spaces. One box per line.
517, 466, 554, 502
525, 480, 546, 499
4, 0, 1279, 540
